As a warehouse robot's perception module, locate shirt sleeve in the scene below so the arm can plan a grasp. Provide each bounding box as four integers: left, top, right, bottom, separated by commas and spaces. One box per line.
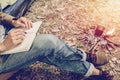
0, 12, 14, 24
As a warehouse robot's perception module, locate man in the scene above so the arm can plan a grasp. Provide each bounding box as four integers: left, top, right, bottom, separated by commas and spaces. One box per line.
0, 0, 113, 80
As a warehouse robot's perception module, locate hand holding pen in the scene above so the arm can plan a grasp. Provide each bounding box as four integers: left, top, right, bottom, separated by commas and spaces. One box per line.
0, 29, 26, 51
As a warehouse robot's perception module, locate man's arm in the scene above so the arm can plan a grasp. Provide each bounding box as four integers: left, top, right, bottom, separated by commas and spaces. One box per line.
0, 12, 32, 28
0, 12, 14, 24
0, 12, 32, 52
0, 42, 7, 52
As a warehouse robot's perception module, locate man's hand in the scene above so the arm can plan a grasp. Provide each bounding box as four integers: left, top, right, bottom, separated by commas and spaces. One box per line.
1, 29, 25, 51
12, 17, 32, 29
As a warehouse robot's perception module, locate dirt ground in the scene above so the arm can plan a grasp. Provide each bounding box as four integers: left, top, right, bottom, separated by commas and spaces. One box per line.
9, 0, 120, 80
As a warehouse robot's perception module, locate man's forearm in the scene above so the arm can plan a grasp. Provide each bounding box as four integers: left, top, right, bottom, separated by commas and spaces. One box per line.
0, 42, 6, 52
0, 12, 14, 24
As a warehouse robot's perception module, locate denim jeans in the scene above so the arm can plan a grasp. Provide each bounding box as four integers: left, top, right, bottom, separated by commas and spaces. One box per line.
0, 0, 94, 77
0, 34, 94, 77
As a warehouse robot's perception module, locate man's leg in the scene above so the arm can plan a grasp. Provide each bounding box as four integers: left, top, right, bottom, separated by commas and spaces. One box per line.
0, 34, 94, 77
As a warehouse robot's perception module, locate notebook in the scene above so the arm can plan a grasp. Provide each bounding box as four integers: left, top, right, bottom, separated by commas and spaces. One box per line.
0, 21, 42, 55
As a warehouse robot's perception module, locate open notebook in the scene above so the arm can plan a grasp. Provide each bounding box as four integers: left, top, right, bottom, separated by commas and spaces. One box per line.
0, 21, 42, 55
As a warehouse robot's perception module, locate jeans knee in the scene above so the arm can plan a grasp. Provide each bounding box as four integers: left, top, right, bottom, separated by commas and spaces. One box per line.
34, 34, 61, 49
44, 34, 58, 42
41, 34, 59, 45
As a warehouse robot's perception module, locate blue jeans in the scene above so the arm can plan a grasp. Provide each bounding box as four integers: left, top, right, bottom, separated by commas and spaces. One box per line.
0, 34, 94, 77
0, 0, 94, 77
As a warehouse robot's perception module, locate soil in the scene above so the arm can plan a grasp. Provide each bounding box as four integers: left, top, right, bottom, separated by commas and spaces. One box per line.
9, 0, 120, 80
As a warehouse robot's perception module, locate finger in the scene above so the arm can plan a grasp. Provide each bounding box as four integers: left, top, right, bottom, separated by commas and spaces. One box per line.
27, 20, 33, 28
17, 21, 26, 28
15, 38, 24, 45
14, 34, 25, 40
28, 20, 32, 28
14, 29, 25, 34
8, 29, 25, 37
13, 33, 25, 37
20, 17, 33, 28
20, 17, 29, 28
23, 20, 28, 28
11, 31, 25, 37
13, 20, 26, 28
10, 37, 24, 45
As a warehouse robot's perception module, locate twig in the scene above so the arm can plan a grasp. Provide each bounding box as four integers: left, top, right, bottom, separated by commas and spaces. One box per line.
89, 39, 100, 53
105, 45, 112, 54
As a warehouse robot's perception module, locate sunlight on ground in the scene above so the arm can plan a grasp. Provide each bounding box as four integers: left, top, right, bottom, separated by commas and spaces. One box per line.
75, 0, 120, 32
59, 0, 120, 43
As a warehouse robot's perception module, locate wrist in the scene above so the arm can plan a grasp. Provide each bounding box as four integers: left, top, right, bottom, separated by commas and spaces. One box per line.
0, 42, 7, 52
11, 17, 20, 27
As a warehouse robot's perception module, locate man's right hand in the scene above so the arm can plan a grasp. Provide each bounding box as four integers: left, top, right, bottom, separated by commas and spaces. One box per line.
1, 29, 25, 51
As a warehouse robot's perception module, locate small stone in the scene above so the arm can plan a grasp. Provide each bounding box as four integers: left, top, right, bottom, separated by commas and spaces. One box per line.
110, 62, 115, 68
111, 57, 117, 62
36, 16, 45, 19
117, 60, 120, 64
109, 60, 112, 63
115, 68, 120, 72
52, 29, 60, 33
109, 71, 114, 75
